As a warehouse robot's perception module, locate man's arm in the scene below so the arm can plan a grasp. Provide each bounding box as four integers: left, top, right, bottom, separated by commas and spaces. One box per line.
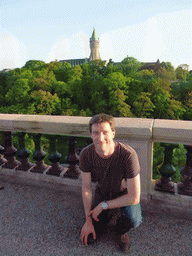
107, 173, 141, 208
80, 171, 96, 245
89, 174, 140, 221
81, 171, 93, 220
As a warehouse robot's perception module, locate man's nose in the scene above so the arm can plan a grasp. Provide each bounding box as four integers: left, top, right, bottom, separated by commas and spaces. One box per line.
98, 133, 104, 141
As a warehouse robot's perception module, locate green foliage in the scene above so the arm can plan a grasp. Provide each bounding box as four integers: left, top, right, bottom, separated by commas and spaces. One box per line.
132, 92, 155, 118
175, 65, 189, 82
5, 78, 31, 104
152, 142, 164, 180
120, 56, 142, 76
29, 90, 61, 115
160, 62, 176, 81
0, 58, 190, 120
153, 143, 186, 183
108, 88, 133, 117
172, 144, 187, 182
24, 60, 46, 70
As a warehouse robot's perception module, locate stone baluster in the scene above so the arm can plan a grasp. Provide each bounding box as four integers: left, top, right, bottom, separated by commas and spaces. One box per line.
15, 132, 34, 171
155, 143, 178, 193
30, 133, 48, 173
46, 135, 63, 176
0, 144, 7, 166
178, 145, 192, 196
63, 136, 80, 179
1, 131, 20, 169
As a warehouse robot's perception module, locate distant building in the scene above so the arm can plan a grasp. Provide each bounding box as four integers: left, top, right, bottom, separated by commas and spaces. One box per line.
60, 28, 161, 71
60, 28, 103, 67
140, 59, 162, 72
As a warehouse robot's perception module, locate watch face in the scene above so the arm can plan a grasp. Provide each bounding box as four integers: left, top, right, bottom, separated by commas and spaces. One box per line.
102, 202, 108, 210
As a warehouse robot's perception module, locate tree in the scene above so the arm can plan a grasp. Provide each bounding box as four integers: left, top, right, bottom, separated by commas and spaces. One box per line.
24, 60, 46, 70
29, 90, 61, 115
176, 65, 189, 81
108, 88, 133, 117
132, 92, 155, 118
5, 78, 31, 105
119, 56, 142, 76
54, 81, 71, 111
102, 72, 129, 96
159, 62, 176, 81
53, 61, 72, 83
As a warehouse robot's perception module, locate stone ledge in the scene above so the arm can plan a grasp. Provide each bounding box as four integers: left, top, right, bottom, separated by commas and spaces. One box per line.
153, 119, 192, 144
0, 114, 154, 140
1, 167, 192, 220
0, 166, 83, 188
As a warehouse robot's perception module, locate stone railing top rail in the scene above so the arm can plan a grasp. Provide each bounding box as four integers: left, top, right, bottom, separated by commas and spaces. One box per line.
0, 114, 192, 144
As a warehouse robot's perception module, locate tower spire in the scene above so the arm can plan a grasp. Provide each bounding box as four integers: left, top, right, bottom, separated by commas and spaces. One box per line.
89, 28, 101, 60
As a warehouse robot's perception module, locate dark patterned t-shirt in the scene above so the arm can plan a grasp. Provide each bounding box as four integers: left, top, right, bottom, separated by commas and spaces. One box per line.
79, 141, 140, 199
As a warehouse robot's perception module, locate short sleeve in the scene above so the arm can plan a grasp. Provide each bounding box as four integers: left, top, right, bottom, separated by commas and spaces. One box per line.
79, 144, 93, 173
122, 146, 140, 179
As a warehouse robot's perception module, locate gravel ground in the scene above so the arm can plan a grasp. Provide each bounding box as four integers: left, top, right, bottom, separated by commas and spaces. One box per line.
0, 173, 192, 256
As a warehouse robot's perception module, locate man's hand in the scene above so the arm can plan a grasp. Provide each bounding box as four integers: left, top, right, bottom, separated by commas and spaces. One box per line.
80, 218, 96, 246
88, 203, 103, 222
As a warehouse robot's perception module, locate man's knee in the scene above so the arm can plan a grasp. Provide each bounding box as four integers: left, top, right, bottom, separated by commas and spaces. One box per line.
122, 203, 142, 229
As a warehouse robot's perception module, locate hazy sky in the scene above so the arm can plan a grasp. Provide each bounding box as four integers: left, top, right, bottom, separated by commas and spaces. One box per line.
0, 0, 191, 70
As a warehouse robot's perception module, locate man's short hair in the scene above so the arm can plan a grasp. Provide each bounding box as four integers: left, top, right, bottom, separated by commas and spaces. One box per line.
89, 113, 115, 133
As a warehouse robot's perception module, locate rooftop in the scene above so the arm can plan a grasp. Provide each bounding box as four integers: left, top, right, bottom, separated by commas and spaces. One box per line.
91, 28, 98, 41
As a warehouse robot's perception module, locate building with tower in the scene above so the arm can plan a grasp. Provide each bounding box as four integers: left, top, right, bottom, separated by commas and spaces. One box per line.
60, 28, 161, 71
60, 28, 103, 67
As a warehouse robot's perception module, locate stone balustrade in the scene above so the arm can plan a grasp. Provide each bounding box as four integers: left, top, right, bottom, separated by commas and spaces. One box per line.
0, 114, 192, 218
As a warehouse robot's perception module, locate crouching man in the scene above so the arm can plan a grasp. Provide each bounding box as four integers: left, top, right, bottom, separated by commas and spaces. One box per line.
80, 113, 142, 252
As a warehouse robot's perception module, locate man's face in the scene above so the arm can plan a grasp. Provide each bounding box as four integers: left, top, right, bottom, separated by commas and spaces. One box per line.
90, 122, 115, 153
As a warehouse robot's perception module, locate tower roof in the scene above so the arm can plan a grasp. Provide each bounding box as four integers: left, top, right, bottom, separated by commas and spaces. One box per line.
91, 28, 98, 40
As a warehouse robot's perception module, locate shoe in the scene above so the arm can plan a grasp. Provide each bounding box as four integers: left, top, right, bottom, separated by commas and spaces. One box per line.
116, 233, 130, 252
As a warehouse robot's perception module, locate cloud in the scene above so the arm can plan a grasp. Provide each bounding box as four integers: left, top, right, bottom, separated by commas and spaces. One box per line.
47, 38, 70, 62
0, 33, 27, 70
101, 9, 191, 67
100, 33, 114, 61
142, 17, 167, 62
47, 31, 89, 62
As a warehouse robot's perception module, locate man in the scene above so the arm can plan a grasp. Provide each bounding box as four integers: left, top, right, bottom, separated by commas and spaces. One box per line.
79, 113, 142, 252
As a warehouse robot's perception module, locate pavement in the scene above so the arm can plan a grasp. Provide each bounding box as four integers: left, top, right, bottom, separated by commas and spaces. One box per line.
0, 170, 192, 256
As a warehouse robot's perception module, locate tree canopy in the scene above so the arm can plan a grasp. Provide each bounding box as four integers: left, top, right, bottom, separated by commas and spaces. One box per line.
0, 58, 191, 120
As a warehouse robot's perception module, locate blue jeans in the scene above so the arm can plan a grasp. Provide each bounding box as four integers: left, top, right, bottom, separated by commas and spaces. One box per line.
92, 203, 142, 235
122, 203, 142, 229
91, 186, 142, 235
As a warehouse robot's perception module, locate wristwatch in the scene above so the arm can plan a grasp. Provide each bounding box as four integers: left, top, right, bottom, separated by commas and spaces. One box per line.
102, 201, 108, 210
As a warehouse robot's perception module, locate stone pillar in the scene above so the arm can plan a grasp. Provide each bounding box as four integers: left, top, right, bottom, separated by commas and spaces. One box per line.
2, 131, 20, 169
63, 136, 80, 179
16, 132, 34, 171
46, 135, 63, 176
178, 145, 192, 196
30, 134, 48, 173
155, 143, 178, 193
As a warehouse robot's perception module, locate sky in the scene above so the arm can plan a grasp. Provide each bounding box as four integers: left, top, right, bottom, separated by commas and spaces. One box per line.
0, 0, 192, 70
